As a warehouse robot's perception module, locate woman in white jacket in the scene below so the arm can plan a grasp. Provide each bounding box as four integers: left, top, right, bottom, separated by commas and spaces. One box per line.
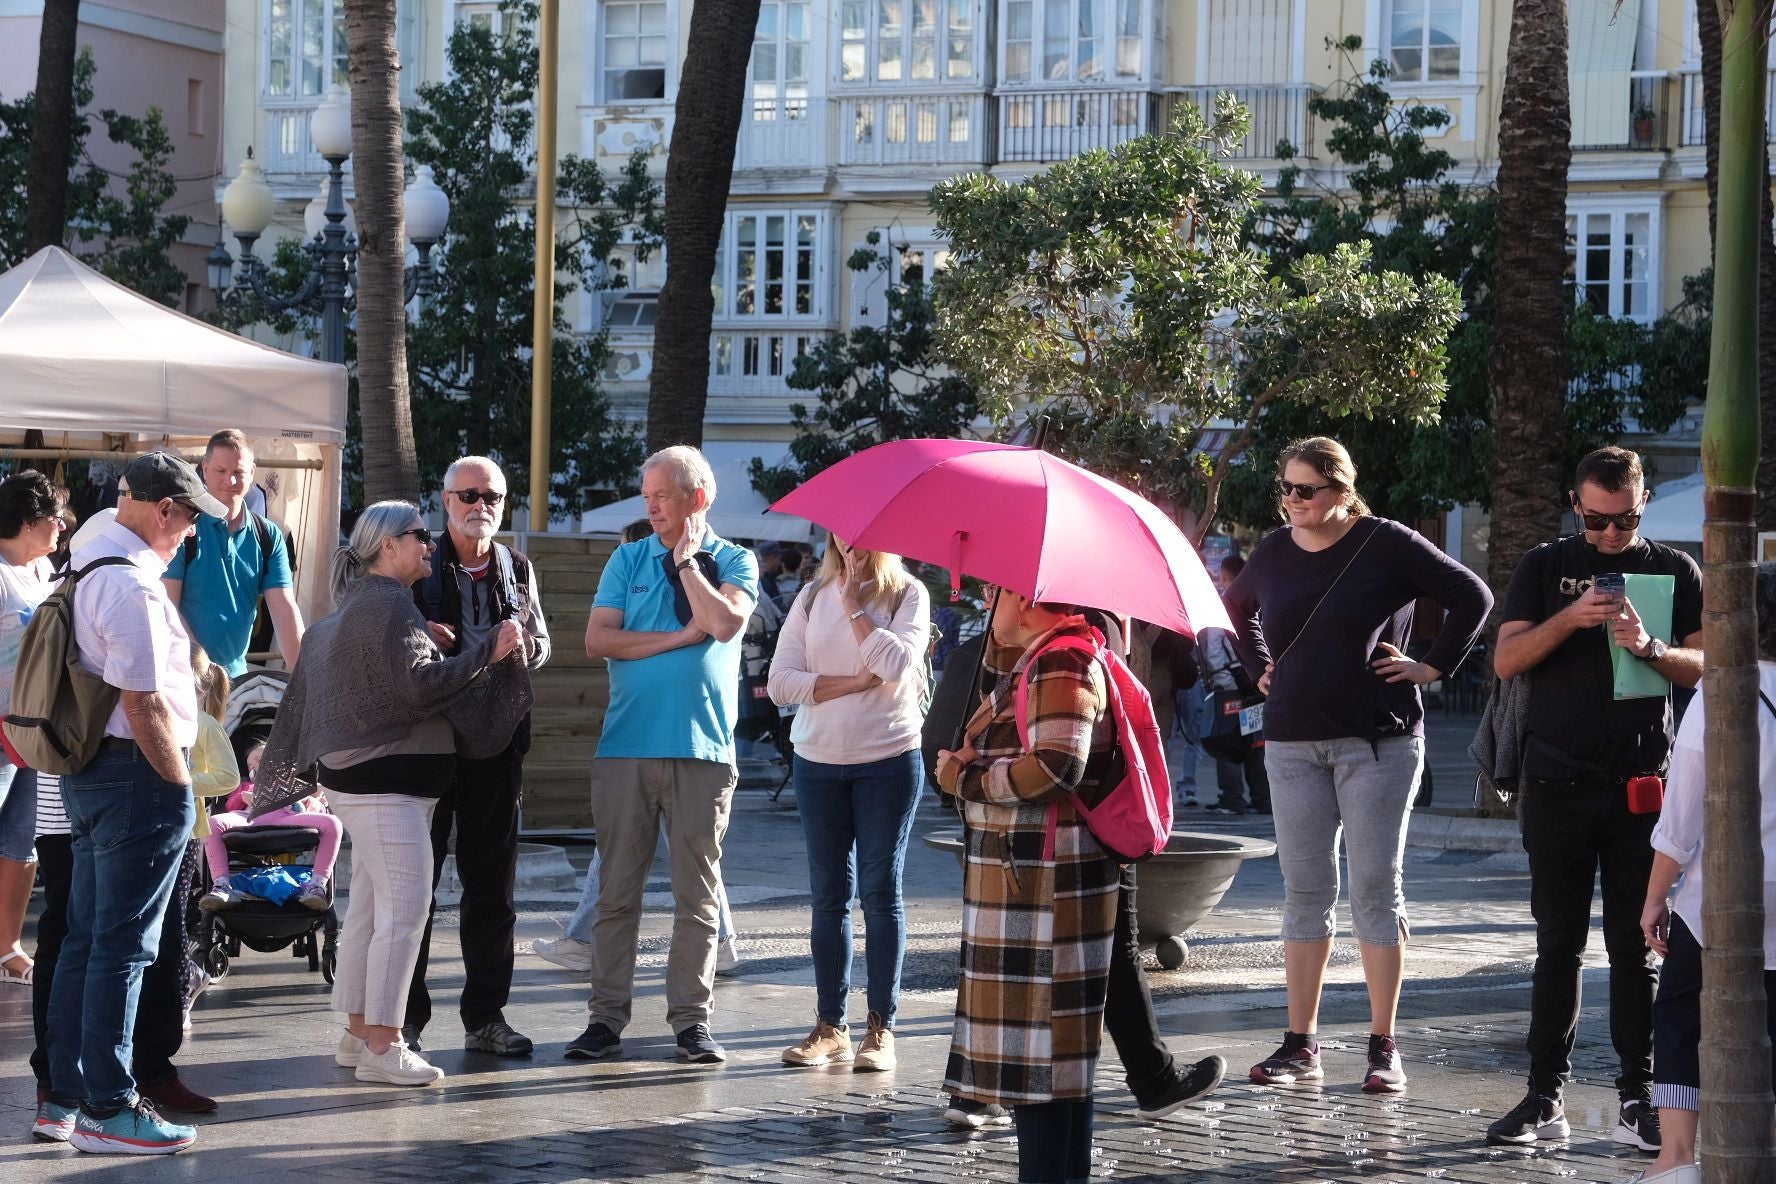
768, 538, 929, 1074
1638, 562, 1776, 1184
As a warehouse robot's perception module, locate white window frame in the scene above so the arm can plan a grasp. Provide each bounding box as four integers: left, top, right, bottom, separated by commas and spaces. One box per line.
1564, 194, 1663, 326
750, 2, 813, 121
998, 0, 1152, 87
263, 0, 348, 100
1364, 0, 1480, 137
839, 0, 980, 88
1379, 0, 1464, 84
849, 230, 950, 327
596, 0, 673, 104
712, 208, 833, 325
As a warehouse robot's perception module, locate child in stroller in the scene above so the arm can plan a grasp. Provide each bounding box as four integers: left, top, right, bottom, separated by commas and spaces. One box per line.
191, 669, 340, 983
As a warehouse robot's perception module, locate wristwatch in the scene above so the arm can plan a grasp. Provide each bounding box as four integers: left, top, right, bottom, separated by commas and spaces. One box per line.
1635, 637, 1667, 663
676, 557, 696, 572
848, 608, 868, 622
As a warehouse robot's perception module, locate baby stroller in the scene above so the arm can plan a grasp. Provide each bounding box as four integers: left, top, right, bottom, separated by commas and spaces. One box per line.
735, 598, 795, 796
192, 669, 339, 984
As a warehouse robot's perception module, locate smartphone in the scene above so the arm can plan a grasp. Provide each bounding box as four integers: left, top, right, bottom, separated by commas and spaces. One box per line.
1592, 572, 1626, 604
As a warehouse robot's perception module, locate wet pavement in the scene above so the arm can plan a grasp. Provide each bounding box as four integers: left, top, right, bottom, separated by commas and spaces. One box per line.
0, 713, 1664, 1180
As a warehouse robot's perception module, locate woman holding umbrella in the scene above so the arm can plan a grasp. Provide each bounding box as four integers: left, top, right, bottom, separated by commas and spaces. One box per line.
935, 589, 1122, 1184
1226, 437, 1491, 1094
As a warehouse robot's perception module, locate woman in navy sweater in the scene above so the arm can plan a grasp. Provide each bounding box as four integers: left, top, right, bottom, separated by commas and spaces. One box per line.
1224, 437, 1491, 1095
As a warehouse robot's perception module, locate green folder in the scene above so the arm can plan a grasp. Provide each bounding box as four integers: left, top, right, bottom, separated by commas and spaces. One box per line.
1608, 572, 1675, 700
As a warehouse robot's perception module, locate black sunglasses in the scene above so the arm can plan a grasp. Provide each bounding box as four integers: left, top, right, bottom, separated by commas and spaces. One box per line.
1571, 495, 1646, 532
450, 488, 506, 507
397, 527, 435, 544
1277, 479, 1334, 500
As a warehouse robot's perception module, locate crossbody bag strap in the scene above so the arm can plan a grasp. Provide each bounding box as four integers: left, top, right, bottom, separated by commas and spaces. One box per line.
1271, 518, 1382, 670
1761, 690, 1776, 721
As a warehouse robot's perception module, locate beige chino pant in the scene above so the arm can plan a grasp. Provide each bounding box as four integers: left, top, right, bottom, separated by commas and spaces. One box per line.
585, 757, 736, 1034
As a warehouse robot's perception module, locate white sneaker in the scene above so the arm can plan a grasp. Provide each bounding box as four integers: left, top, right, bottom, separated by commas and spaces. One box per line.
715, 934, 741, 975
532, 935, 594, 973
336, 1030, 366, 1068
354, 1041, 445, 1086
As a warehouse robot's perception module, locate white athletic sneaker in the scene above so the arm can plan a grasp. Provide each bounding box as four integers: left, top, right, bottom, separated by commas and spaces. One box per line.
532, 935, 594, 973
336, 1030, 366, 1068
354, 1041, 445, 1086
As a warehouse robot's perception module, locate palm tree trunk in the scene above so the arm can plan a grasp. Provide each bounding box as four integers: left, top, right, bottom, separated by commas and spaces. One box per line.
1700, 7, 1775, 1177
1698, 0, 1776, 531
644, 0, 761, 452
345, 0, 419, 504
24, 0, 82, 253
1479, 0, 1571, 819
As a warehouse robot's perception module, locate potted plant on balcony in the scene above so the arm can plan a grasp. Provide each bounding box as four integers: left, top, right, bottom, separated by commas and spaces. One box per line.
1632, 104, 1657, 147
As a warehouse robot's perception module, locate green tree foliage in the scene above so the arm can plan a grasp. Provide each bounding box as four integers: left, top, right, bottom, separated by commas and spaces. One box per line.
748, 233, 980, 503
1221, 43, 1703, 529
0, 49, 189, 303
402, 0, 659, 512
928, 94, 1462, 541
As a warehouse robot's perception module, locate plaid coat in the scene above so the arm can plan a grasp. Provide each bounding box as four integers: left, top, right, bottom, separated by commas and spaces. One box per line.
935, 619, 1122, 1105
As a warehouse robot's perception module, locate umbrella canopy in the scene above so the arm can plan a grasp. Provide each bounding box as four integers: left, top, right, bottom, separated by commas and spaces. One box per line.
771, 439, 1232, 636
0, 247, 347, 442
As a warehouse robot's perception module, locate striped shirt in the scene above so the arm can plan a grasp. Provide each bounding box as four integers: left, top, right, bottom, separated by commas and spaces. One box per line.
35, 773, 67, 837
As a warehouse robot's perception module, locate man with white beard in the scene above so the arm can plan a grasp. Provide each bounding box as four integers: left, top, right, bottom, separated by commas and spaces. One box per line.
403, 456, 552, 1057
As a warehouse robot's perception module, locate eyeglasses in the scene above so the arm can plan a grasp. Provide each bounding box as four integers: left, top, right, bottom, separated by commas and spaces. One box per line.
398, 527, 435, 544
449, 488, 506, 507
1277, 479, 1335, 500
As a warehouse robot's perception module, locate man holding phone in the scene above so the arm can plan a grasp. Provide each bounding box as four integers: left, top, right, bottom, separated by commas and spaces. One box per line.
1483, 447, 1703, 1153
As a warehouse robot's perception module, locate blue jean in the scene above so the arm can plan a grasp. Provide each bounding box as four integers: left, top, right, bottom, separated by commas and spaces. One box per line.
46, 746, 194, 1110
792, 749, 922, 1027
564, 844, 736, 945
0, 761, 38, 862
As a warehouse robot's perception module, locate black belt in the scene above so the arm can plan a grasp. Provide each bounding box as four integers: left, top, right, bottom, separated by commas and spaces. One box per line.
98, 737, 141, 754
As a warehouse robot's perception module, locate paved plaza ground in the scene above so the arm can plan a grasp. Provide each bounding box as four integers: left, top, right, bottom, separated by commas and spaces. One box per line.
0, 712, 1665, 1181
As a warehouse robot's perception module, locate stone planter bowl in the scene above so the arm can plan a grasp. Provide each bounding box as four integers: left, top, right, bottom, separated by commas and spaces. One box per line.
922, 829, 1275, 969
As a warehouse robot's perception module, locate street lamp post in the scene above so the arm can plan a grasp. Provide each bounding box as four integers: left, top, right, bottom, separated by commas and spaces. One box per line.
208, 87, 450, 365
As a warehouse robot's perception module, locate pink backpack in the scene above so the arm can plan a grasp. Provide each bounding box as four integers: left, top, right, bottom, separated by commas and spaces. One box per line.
1013, 631, 1173, 863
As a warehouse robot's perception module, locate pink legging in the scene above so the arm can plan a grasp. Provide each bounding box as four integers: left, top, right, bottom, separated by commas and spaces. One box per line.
205, 806, 344, 883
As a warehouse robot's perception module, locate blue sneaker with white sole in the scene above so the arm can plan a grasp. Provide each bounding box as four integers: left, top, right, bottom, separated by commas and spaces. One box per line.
68, 1098, 196, 1155
32, 1098, 78, 1143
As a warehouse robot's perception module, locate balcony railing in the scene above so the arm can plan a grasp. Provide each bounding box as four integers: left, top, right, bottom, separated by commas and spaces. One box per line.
734, 97, 829, 171
1573, 71, 1674, 151
262, 102, 342, 176
838, 94, 994, 168
996, 88, 1163, 163
708, 328, 825, 396
1165, 84, 1319, 160
1679, 68, 1776, 146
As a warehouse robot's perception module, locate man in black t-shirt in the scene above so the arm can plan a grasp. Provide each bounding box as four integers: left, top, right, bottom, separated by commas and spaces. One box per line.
1483, 447, 1703, 1153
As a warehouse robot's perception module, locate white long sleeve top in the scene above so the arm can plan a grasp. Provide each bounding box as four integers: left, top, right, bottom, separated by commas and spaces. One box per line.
766, 576, 930, 765
1652, 660, 1776, 967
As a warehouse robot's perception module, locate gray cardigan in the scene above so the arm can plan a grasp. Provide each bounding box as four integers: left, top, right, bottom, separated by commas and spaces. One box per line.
1469, 673, 1530, 804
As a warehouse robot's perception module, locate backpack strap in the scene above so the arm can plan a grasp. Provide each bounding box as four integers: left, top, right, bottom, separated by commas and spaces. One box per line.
250, 510, 275, 593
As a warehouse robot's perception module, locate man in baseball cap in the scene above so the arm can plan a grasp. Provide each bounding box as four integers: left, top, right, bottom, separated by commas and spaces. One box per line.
122, 452, 228, 521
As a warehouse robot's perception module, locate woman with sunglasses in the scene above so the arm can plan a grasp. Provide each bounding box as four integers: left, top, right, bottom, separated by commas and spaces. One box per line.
768, 536, 930, 1073
0, 470, 68, 986
252, 502, 524, 1087
1224, 437, 1491, 1094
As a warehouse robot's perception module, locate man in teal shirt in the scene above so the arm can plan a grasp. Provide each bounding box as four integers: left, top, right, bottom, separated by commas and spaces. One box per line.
163, 429, 303, 676
569, 445, 758, 1067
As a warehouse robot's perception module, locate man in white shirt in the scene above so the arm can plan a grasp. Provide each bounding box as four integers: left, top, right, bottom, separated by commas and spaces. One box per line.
39, 452, 223, 1157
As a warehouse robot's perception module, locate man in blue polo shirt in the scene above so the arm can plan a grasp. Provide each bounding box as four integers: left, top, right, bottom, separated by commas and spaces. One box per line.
163, 430, 303, 675
568, 445, 758, 1066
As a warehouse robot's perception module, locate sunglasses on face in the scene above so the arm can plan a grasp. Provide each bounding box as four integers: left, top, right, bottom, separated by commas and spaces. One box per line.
1277, 479, 1334, 500
1575, 509, 1642, 532
450, 488, 506, 507
398, 527, 435, 544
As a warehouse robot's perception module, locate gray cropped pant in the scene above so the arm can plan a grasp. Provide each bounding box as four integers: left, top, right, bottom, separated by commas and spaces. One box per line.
1263, 735, 1424, 947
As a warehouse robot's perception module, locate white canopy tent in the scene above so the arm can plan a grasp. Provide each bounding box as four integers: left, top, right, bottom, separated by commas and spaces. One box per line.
0, 247, 348, 625
580, 458, 821, 542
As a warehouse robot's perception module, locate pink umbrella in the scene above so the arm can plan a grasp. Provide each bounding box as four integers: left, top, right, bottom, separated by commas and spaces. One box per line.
770, 438, 1232, 636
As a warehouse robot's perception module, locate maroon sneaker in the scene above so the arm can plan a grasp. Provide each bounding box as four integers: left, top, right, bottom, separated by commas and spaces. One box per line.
139, 1075, 218, 1114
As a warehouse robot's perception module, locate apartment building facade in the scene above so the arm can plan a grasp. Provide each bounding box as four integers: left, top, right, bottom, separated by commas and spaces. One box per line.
216, 0, 1724, 485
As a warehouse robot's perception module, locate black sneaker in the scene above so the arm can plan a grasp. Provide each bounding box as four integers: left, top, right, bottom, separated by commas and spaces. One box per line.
943, 1097, 1012, 1128
465, 1020, 533, 1057
1614, 1097, 1661, 1152
675, 1023, 727, 1063
1137, 1055, 1227, 1119
564, 1022, 623, 1061
1249, 1031, 1322, 1085
401, 1024, 423, 1053
1485, 1090, 1570, 1145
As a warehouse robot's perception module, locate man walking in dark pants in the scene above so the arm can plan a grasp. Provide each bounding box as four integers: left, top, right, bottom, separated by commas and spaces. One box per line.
1483, 447, 1703, 1153
405, 456, 551, 1056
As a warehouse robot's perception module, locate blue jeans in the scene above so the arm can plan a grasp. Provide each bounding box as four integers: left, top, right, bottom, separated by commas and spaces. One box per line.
0, 761, 38, 862
46, 746, 193, 1110
792, 749, 922, 1028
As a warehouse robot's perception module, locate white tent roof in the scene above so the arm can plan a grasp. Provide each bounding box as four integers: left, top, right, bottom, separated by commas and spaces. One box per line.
1639, 473, 1702, 545
580, 458, 820, 542
0, 247, 347, 443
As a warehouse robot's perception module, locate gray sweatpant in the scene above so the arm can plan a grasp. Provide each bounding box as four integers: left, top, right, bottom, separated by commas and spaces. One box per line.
1262, 735, 1424, 947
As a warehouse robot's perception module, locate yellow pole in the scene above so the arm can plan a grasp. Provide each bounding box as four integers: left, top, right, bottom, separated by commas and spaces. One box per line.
528, 0, 560, 529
